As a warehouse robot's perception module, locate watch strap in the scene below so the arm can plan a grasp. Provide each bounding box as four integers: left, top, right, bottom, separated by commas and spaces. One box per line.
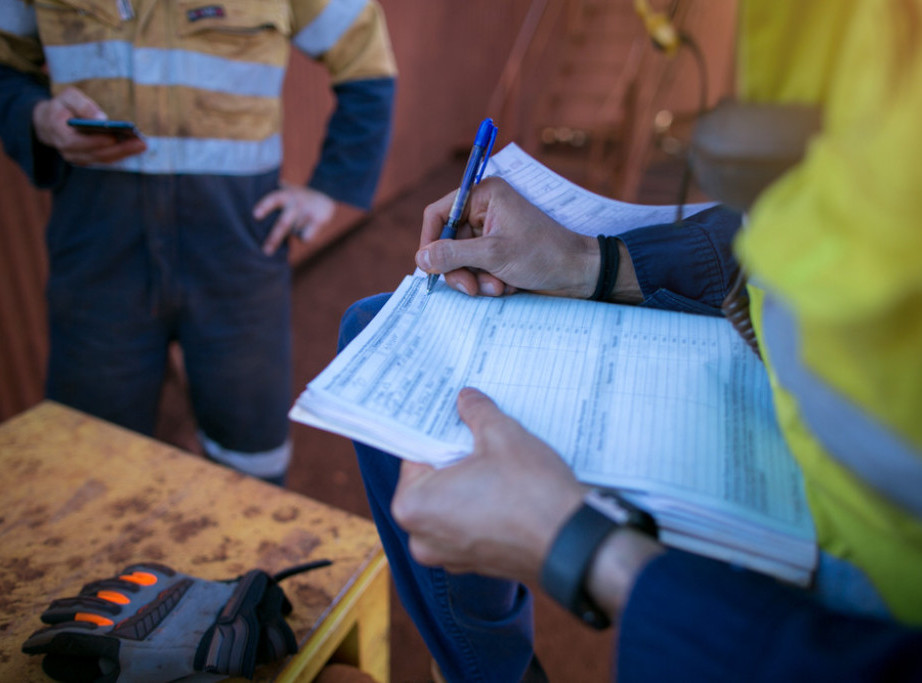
540, 490, 658, 630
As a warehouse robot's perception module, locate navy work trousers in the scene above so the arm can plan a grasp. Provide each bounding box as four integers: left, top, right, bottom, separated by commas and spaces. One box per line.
44, 167, 292, 456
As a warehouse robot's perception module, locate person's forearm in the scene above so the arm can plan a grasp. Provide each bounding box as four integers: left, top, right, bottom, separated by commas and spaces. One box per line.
605, 240, 643, 304
583, 528, 664, 617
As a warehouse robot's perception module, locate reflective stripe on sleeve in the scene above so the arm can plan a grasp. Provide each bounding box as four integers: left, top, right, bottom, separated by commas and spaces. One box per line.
762, 294, 922, 519
44, 43, 285, 97
96, 135, 282, 175
199, 432, 292, 479
0, 0, 37, 37
293, 0, 366, 57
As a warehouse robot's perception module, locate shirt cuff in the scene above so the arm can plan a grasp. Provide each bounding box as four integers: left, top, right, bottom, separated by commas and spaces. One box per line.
618, 205, 742, 315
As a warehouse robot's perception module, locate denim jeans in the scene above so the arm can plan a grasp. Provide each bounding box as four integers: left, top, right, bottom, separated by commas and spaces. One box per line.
339, 293, 535, 683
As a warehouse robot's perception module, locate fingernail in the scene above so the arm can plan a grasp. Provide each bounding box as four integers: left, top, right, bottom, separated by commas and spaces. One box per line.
482, 281, 499, 296
416, 249, 431, 270
454, 282, 469, 295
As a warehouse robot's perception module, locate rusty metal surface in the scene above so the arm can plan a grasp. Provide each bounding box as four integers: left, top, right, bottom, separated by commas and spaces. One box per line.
0, 401, 383, 681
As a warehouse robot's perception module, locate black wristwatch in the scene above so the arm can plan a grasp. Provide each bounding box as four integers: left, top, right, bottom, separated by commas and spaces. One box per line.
540, 489, 658, 629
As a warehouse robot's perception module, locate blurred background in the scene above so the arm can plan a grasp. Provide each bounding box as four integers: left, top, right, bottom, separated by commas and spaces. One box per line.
0, 1, 738, 680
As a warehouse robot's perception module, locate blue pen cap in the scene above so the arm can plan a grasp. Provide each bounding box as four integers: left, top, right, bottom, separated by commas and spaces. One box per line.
474, 118, 498, 183
475, 118, 497, 147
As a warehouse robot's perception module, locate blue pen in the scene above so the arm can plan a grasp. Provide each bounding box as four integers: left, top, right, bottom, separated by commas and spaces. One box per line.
426, 117, 498, 294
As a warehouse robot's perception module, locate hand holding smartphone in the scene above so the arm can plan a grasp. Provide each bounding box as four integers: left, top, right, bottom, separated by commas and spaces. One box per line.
67, 118, 141, 140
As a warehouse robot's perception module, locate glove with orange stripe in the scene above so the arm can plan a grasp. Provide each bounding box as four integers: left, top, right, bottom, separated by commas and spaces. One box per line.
22, 562, 299, 682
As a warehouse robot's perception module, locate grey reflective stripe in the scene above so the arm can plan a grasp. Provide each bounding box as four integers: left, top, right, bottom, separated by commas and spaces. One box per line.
133, 47, 285, 95
762, 294, 922, 519
0, 0, 38, 37
293, 0, 366, 57
45, 44, 285, 97
95, 135, 282, 175
200, 431, 292, 479
45, 41, 133, 81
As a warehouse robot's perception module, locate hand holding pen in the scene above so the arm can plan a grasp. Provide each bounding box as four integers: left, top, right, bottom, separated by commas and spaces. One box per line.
426, 118, 498, 294
416, 166, 603, 300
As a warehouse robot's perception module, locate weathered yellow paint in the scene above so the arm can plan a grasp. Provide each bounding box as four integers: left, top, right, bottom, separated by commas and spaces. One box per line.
0, 401, 389, 682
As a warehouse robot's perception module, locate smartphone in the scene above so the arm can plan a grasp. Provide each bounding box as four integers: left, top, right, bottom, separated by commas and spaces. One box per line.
67, 118, 140, 140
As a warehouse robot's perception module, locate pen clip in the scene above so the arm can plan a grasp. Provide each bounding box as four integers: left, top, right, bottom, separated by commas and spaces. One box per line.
474, 120, 498, 184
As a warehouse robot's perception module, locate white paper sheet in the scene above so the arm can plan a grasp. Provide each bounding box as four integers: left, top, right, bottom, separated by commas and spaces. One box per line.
289, 145, 816, 583
484, 143, 716, 235
292, 275, 814, 572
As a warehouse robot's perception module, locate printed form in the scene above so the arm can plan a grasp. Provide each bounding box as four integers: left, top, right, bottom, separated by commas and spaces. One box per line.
292, 275, 811, 540
484, 143, 716, 235
290, 144, 815, 582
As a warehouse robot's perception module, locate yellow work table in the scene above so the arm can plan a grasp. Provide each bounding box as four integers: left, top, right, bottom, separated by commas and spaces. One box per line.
0, 401, 389, 682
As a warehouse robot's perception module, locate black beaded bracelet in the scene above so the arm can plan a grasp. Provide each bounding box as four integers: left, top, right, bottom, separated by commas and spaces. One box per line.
590, 235, 621, 301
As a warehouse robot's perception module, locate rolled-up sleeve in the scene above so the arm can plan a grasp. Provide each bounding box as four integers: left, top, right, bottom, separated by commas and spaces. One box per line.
619, 205, 742, 316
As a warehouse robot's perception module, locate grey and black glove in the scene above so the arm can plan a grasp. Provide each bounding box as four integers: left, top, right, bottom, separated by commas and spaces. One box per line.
21, 561, 318, 682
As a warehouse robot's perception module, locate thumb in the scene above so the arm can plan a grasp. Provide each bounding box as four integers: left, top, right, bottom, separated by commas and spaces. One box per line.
416, 234, 497, 276
396, 459, 435, 492
456, 387, 504, 433
58, 86, 106, 119
392, 459, 436, 523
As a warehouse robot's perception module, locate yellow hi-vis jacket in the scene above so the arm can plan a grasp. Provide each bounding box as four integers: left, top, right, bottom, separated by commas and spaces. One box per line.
737, 0, 922, 624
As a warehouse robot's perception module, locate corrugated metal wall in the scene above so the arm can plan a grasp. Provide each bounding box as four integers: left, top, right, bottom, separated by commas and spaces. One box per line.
0, 159, 50, 418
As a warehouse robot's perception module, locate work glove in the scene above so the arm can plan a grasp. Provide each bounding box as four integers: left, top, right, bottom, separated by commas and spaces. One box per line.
21, 561, 307, 682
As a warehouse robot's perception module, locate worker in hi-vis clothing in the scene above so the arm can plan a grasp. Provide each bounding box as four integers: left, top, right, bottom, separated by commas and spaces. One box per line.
0, 0, 397, 484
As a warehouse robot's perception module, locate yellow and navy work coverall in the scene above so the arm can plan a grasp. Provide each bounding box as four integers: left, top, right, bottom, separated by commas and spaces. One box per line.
0, 0, 397, 481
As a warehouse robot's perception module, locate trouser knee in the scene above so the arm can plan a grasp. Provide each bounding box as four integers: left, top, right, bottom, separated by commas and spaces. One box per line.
339, 293, 391, 351
200, 431, 292, 486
